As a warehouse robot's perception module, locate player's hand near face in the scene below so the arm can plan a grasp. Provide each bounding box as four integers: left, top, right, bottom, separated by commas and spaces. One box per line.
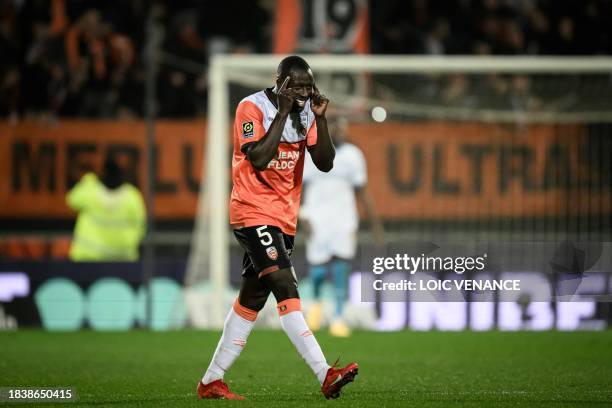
308, 85, 336, 172
247, 76, 296, 171
310, 86, 329, 117
308, 84, 334, 172
277, 76, 297, 115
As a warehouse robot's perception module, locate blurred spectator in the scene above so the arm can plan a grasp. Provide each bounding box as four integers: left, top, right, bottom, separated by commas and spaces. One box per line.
67, 156, 146, 262
158, 10, 206, 117
64, 9, 136, 117
423, 18, 450, 55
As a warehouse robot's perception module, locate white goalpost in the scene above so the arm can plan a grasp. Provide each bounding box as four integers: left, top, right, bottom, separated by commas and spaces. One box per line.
186, 55, 612, 329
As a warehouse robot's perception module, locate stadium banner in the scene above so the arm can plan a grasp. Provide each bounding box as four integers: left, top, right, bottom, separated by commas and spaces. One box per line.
1, 120, 610, 220
0, 260, 607, 331
350, 122, 611, 219
0, 120, 205, 220
0, 260, 187, 330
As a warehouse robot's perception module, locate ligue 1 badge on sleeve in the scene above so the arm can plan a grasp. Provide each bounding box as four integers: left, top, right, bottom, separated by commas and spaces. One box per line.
242, 121, 254, 138
266, 246, 278, 260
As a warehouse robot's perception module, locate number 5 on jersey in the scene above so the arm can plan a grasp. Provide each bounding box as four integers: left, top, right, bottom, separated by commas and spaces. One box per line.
256, 226, 273, 246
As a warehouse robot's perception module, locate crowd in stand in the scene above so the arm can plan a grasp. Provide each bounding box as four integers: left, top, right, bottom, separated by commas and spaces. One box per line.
371, 0, 611, 55
1, 0, 610, 121
0, 0, 271, 121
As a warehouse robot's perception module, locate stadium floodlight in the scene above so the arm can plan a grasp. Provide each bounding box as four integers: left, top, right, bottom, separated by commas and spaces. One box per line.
187, 55, 612, 328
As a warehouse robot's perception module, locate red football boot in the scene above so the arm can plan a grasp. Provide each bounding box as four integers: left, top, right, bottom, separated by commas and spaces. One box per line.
197, 380, 245, 400
320, 360, 359, 399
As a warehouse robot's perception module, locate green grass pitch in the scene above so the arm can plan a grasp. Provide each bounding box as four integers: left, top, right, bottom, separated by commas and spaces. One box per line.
1, 330, 611, 407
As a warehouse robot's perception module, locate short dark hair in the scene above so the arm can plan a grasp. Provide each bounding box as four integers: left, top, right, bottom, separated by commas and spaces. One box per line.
277, 55, 311, 78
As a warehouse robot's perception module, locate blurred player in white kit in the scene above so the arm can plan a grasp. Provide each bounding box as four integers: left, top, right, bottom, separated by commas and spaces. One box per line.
301, 117, 385, 337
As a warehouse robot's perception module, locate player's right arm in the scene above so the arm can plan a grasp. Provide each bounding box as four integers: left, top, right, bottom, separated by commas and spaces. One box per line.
245, 76, 296, 171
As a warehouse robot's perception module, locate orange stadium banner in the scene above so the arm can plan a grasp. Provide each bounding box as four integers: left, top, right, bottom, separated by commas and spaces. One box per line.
0, 121, 205, 220
274, 0, 369, 54
0, 120, 610, 221
349, 123, 611, 220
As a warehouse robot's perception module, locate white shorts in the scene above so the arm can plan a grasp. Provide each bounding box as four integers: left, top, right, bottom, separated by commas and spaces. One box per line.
305, 226, 357, 265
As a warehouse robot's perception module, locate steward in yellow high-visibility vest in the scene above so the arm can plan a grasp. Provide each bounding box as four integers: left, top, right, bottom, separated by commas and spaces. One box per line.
67, 157, 146, 261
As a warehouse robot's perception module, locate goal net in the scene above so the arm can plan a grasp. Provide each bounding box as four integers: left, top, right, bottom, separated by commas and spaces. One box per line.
186, 55, 612, 328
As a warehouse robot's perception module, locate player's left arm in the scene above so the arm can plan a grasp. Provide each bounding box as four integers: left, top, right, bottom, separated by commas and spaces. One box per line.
307, 86, 335, 172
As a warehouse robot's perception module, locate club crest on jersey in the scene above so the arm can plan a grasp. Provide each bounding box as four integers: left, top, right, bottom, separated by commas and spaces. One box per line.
242, 121, 254, 138
266, 246, 278, 260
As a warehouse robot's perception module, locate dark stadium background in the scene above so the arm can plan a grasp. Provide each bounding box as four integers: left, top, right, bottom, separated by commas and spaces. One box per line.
1, 2, 611, 406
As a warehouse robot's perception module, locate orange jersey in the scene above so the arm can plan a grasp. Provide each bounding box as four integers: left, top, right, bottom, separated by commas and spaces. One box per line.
229, 90, 318, 235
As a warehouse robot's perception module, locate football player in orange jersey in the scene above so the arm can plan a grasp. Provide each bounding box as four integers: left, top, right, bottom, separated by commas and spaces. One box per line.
197, 56, 358, 400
